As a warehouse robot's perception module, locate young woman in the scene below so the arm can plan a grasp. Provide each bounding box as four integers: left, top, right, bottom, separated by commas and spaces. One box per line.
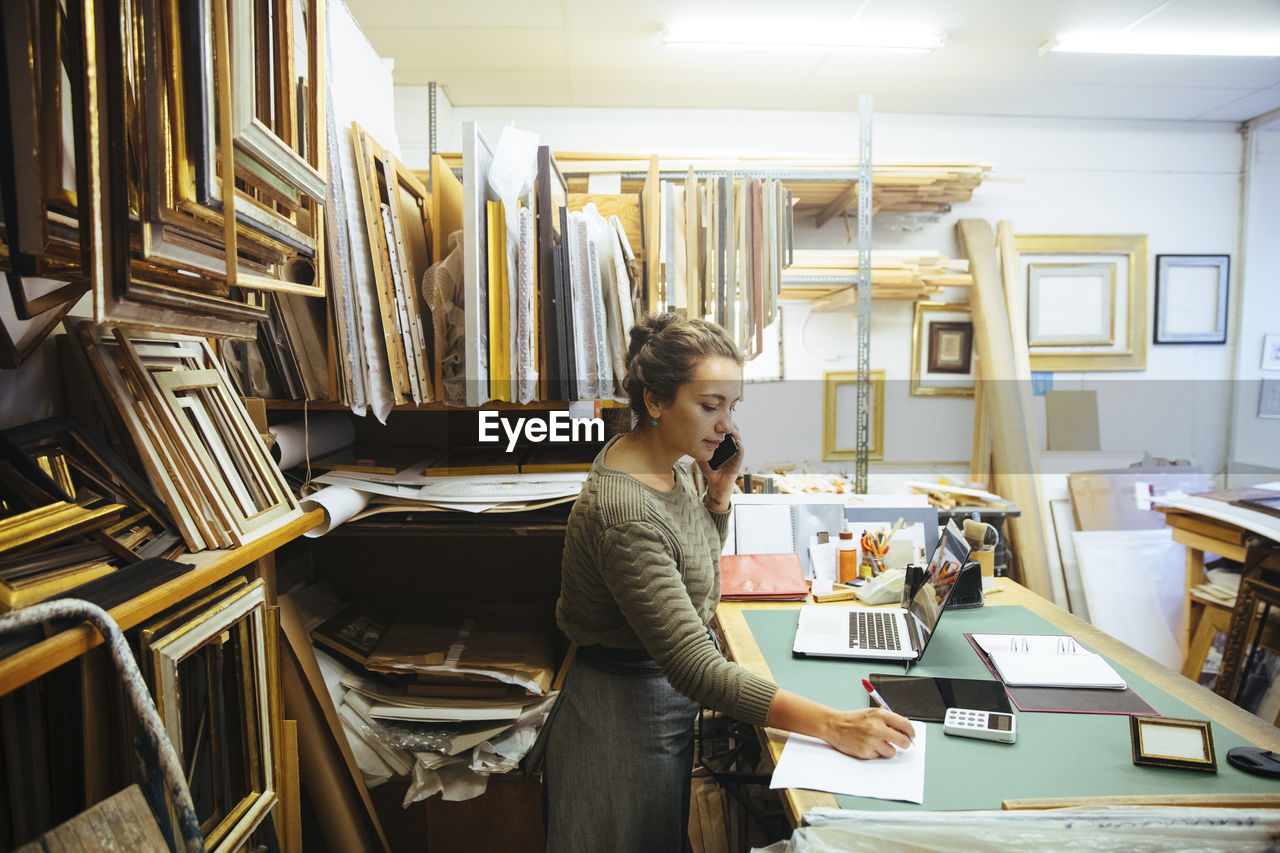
544, 314, 914, 853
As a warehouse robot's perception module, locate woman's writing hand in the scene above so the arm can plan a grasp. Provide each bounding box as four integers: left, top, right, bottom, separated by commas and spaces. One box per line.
823, 707, 916, 759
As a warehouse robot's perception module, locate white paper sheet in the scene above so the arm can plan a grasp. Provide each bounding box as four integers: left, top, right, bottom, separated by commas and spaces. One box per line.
770, 728, 926, 805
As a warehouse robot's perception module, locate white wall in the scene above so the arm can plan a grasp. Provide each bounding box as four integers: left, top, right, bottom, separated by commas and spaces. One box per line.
1229, 119, 1280, 478
396, 100, 1253, 479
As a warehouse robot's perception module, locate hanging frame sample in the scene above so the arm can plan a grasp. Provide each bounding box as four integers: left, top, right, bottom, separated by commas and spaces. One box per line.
1153, 254, 1229, 345
1014, 234, 1148, 372
150, 579, 278, 853
77, 0, 328, 344
85, 0, 264, 338
823, 369, 885, 462
911, 301, 975, 397
0, 2, 92, 363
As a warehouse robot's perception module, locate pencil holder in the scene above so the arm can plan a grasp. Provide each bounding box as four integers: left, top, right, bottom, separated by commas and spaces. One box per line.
860, 547, 884, 578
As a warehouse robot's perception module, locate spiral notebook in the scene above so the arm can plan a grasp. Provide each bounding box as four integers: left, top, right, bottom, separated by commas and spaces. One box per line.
729, 498, 845, 577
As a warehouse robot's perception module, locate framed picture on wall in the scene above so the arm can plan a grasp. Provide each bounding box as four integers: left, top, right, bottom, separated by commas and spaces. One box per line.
1015, 234, 1148, 372
822, 370, 884, 461
1261, 334, 1280, 371
1154, 254, 1229, 344
911, 302, 975, 397
1261, 379, 1280, 420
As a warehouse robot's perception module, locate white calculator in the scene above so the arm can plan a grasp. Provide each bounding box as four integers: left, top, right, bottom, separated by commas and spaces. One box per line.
943, 708, 1016, 744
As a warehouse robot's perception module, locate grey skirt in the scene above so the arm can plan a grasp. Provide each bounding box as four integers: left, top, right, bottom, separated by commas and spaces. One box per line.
543, 646, 700, 853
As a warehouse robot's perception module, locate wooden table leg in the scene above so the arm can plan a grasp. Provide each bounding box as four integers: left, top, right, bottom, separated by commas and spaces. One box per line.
1181, 604, 1231, 681
1183, 546, 1205, 653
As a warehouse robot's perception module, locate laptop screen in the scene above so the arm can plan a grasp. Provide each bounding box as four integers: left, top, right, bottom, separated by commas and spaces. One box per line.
905, 520, 972, 653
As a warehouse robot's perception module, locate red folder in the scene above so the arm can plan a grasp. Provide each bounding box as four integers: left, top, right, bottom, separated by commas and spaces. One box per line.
719, 553, 808, 601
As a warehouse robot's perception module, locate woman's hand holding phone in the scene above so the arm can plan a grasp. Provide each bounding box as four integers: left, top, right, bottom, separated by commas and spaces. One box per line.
699, 431, 743, 511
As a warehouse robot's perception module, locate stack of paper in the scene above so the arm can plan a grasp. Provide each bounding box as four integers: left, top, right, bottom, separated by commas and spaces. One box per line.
970, 633, 1126, 689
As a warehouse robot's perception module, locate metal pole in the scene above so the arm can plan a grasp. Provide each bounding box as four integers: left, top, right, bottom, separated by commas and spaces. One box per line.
855, 94, 873, 494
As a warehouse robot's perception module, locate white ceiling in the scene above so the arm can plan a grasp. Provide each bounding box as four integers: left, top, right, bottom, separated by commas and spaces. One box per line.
345, 0, 1280, 122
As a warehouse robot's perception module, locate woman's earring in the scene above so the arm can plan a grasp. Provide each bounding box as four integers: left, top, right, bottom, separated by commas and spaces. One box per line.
650, 414, 659, 427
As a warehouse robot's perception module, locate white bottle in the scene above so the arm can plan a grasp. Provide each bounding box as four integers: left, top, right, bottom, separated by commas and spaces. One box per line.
809, 531, 838, 583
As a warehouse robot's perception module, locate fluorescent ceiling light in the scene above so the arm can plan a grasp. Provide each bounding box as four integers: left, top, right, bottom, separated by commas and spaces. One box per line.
1046, 32, 1280, 57
662, 24, 946, 54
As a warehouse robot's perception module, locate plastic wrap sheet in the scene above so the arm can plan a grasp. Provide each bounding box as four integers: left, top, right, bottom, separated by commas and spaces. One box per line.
749, 807, 1280, 853
1072, 528, 1184, 670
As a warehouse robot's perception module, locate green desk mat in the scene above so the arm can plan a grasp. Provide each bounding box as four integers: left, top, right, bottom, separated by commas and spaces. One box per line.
745, 606, 1279, 811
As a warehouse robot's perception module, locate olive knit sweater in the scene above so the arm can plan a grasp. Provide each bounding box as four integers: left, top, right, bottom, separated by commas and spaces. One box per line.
556, 436, 778, 726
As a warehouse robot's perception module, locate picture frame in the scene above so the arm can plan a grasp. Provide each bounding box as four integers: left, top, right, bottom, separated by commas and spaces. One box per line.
1027, 263, 1115, 346
151, 579, 277, 852
1261, 334, 1280, 371
822, 370, 884, 461
1015, 235, 1148, 372
911, 302, 974, 397
744, 307, 784, 384
1129, 714, 1217, 773
1154, 254, 1229, 344
1260, 379, 1280, 420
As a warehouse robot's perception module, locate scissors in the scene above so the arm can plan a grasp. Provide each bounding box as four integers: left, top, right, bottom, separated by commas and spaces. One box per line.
936, 559, 960, 585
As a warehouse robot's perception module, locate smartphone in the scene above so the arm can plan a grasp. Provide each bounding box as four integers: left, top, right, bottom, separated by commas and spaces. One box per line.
708, 434, 740, 471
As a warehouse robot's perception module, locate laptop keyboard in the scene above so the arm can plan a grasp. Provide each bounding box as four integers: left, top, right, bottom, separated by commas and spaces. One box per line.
849, 611, 901, 651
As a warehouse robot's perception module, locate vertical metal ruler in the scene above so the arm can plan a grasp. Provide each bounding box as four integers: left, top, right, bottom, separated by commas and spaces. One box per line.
855, 94, 873, 494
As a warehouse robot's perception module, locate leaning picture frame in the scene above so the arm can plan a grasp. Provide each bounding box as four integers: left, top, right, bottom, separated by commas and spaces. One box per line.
1154, 254, 1229, 345
822, 370, 885, 461
911, 302, 975, 397
151, 580, 276, 853
1129, 714, 1217, 773
1015, 234, 1148, 372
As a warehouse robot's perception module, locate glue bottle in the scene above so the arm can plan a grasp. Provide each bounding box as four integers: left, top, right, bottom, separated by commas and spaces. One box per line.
837, 529, 858, 584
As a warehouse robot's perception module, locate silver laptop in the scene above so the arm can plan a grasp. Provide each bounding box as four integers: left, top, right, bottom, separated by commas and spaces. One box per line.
792, 520, 972, 662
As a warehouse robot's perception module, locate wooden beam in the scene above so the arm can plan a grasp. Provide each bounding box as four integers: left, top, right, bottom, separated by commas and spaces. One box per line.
814, 183, 857, 229
644, 155, 659, 315
957, 218, 1056, 602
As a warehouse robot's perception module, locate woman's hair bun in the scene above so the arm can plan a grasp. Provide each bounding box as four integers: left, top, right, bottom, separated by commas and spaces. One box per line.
626, 313, 680, 366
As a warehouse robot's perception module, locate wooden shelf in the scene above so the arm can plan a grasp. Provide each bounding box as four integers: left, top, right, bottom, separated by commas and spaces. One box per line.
0, 509, 325, 696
